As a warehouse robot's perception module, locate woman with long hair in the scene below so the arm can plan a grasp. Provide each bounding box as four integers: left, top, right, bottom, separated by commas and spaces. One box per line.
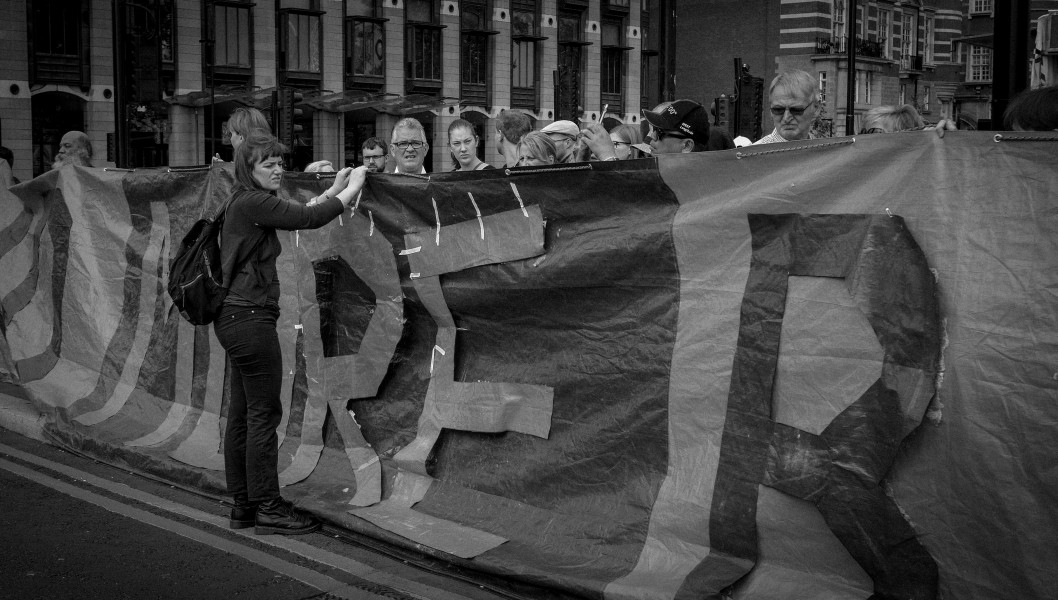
516, 131, 558, 166
609, 123, 645, 160
448, 119, 492, 171
217, 131, 367, 535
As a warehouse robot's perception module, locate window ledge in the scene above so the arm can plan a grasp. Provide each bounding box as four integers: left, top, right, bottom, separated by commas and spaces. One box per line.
513, 34, 549, 42
349, 15, 389, 24
406, 22, 447, 30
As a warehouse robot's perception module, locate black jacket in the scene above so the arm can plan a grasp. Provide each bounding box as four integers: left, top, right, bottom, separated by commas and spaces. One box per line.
220, 184, 343, 307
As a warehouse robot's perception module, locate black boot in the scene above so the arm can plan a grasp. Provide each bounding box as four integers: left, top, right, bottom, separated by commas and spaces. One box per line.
254, 497, 320, 535
229, 497, 258, 530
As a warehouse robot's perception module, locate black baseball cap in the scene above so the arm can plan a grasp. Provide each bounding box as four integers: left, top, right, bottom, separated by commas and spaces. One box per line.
643, 99, 711, 147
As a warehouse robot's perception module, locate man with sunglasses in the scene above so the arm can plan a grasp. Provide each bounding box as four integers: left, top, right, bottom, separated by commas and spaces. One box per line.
389, 118, 430, 174
642, 99, 712, 154
754, 69, 820, 145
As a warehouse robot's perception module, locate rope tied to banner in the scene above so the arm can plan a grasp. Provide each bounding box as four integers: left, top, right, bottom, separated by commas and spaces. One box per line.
993, 133, 1058, 143
505, 164, 594, 176
735, 138, 856, 159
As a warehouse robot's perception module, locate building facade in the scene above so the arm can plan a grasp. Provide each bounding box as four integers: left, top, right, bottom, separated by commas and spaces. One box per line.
671, 0, 1058, 138
0, 0, 660, 181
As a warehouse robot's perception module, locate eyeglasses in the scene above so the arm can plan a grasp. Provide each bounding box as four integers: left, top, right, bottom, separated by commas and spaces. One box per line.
392, 140, 425, 151
612, 141, 630, 147
648, 127, 688, 142
770, 104, 813, 117
362, 154, 387, 161
860, 127, 888, 135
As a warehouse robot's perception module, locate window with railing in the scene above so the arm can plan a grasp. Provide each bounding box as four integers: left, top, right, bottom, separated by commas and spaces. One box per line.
970, 0, 993, 15
900, 12, 917, 69
345, 0, 385, 85
601, 18, 626, 114
406, 0, 442, 84
968, 45, 991, 82
556, 6, 588, 120
279, 5, 323, 75
878, 9, 891, 59
832, 0, 846, 42
461, 0, 495, 107
29, 0, 90, 86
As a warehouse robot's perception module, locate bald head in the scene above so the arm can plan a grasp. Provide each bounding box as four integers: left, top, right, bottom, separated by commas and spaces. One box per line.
54, 131, 93, 169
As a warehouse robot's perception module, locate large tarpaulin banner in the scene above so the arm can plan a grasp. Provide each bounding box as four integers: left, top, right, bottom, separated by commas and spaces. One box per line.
1, 132, 1056, 599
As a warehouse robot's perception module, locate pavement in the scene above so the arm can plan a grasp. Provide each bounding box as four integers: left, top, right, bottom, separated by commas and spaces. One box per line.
0, 382, 526, 600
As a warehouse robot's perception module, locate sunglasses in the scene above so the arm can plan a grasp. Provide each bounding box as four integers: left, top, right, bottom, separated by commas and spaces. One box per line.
648, 127, 689, 142
770, 104, 813, 117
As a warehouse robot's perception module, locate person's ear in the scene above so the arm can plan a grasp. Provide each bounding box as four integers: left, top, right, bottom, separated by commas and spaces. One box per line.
681, 138, 695, 153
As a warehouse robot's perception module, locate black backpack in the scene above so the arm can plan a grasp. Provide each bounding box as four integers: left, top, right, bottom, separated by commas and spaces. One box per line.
167, 198, 234, 325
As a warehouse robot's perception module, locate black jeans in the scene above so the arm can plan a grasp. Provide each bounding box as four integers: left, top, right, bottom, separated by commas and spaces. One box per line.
213, 304, 283, 503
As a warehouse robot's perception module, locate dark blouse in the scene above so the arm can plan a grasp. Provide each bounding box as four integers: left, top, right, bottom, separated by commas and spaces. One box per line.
220, 184, 343, 308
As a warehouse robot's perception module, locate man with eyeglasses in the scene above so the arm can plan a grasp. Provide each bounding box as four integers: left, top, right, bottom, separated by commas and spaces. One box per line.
361, 137, 389, 173
754, 69, 820, 145
389, 118, 430, 174
642, 99, 712, 154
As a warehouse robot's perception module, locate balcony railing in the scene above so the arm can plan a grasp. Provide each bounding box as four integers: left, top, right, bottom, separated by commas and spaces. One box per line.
815, 36, 885, 59
901, 55, 925, 71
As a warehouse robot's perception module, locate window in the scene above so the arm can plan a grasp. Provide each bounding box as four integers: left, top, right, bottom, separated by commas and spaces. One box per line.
900, 12, 916, 69
511, 0, 541, 110
899, 83, 906, 105
970, 0, 993, 15
30, 0, 90, 86
556, 8, 586, 120
406, 0, 442, 83
461, 0, 493, 107
345, 0, 384, 83
969, 45, 992, 82
855, 70, 871, 104
601, 18, 625, 114
923, 85, 931, 112
279, 9, 322, 73
641, 0, 660, 111
878, 9, 891, 59
924, 16, 934, 64
818, 71, 827, 104
213, 1, 253, 69
832, 0, 846, 43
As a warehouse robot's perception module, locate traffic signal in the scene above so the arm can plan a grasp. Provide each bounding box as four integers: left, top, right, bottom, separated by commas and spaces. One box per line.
714, 94, 733, 138
737, 75, 764, 140
272, 88, 305, 148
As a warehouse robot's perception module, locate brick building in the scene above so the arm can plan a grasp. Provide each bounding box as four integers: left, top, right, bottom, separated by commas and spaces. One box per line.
669, 0, 1058, 138
0, 0, 660, 180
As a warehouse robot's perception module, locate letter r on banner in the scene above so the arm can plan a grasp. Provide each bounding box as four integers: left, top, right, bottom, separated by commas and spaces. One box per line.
685, 214, 941, 600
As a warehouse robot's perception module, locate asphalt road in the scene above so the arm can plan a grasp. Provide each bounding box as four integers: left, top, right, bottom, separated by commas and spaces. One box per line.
0, 426, 519, 600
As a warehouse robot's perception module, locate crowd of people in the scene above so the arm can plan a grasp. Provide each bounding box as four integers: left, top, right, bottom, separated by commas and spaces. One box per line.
1, 73, 1053, 538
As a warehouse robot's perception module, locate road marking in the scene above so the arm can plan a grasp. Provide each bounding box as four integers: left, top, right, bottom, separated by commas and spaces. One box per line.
0, 442, 484, 600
